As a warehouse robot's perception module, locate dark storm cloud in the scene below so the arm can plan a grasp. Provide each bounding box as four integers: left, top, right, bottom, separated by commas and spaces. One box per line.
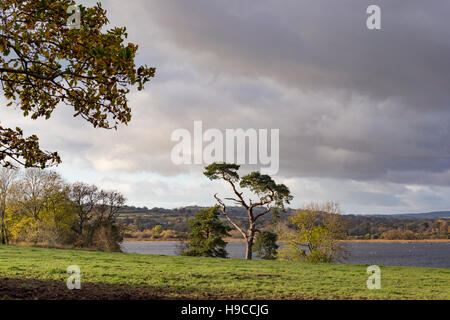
130, 0, 450, 186
144, 0, 450, 110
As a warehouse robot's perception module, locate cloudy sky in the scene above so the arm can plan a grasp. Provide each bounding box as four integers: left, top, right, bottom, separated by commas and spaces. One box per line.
2, 0, 450, 214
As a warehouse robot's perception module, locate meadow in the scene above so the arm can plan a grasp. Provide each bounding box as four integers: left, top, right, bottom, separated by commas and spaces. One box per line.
0, 245, 448, 300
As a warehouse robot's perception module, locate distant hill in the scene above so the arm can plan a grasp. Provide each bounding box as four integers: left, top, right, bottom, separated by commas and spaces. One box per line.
371, 211, 450, 219
119, 205, 449, 220
119, 205, 448, 239
118, 205, 290, 218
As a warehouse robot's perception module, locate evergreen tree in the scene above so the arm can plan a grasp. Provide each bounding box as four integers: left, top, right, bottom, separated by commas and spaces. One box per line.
254, 231, 279, 260
181, 206, 229, 258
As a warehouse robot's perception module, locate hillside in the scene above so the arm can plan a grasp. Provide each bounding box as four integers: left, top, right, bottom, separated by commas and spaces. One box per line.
372, 211, 450, 219
118, 206, 449, 240
119, 205, 450, 219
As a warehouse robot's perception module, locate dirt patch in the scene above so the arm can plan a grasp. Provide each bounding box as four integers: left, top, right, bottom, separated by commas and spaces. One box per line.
1, 277, 303, 300
0, 277, 216, 300
0, 276, 320, 300
1, 276, 357, 300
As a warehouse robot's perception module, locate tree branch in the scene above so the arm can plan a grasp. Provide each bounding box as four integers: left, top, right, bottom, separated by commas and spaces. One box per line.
222, 173, 249, 210
254, 206, 272, 221
214, 193, 247, 239
249, 189, 275, 209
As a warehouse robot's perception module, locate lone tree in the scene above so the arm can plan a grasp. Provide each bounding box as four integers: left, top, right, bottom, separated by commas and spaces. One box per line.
181, 206, 229, 258
0, 0, 155, 168
204, 163, 292, 260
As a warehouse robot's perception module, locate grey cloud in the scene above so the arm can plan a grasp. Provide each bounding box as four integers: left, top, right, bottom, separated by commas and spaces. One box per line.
143, 0, 450, 109
2, 1, 450, 212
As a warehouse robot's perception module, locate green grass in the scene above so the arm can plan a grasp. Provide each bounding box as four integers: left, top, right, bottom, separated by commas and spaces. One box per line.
0, 245, 448, 299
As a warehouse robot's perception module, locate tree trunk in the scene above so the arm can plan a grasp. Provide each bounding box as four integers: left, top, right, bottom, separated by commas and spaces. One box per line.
245, 225, 256, 260
0, 228, 5, 245
245, 238, 253, 260
0, 212, 7, 245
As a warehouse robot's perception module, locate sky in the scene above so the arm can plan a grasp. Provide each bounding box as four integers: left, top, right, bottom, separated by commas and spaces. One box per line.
2, 0, 450, 214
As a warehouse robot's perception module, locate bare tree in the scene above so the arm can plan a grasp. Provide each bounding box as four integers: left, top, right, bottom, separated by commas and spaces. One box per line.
69, 182, 100, 237
96, 190, 126, 223
17, 169, 63, 221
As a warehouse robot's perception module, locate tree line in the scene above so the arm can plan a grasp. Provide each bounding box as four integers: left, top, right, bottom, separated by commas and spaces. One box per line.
120, 206, 449, 242
0, 168, 125, 251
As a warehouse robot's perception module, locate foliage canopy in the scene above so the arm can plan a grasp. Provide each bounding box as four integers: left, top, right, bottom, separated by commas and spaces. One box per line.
0, 0, 155, 168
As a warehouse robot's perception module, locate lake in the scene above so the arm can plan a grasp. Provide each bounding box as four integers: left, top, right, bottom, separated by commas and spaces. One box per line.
120, 241, 450, 268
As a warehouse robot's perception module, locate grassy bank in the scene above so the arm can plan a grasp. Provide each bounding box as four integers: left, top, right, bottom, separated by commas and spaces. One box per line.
0, 245, 448, 300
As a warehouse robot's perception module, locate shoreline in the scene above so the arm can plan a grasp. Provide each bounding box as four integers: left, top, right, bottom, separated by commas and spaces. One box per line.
339, 239, 450, 243
122, 238, 450, 243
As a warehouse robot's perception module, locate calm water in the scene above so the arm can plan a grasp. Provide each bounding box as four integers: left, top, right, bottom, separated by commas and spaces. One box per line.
120, 241, 450, 268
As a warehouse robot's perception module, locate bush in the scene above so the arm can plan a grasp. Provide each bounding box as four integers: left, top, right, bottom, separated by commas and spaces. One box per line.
91, 224, 123, 252
278, 202, 346, 263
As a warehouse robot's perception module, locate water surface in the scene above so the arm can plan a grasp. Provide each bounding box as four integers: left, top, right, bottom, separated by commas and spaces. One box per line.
120, 241, 450, 268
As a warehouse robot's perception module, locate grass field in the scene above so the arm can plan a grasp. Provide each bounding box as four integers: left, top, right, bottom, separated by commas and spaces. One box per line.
0, 245, 448, 300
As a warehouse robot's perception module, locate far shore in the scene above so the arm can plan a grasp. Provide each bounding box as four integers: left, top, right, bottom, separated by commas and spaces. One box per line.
338, 239, 450, 243
122, 238, 450, 243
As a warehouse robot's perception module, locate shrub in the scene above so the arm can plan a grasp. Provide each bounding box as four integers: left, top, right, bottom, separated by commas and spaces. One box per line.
278, 202, 346, 263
